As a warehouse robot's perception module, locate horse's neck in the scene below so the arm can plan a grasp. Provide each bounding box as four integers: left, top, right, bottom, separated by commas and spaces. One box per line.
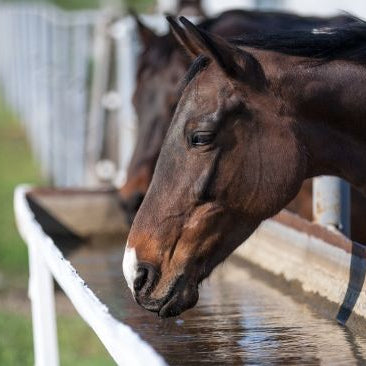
267, 53, 366, 192
301, 121, 366, 194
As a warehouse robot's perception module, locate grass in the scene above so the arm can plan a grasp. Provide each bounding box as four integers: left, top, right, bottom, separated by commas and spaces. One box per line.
0, 97, 114, 365
0, 310, 114, 366
0, 98, 41, 281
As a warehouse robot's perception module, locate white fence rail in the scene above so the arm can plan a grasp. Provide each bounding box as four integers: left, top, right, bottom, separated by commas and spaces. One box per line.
14, 185, 167, 366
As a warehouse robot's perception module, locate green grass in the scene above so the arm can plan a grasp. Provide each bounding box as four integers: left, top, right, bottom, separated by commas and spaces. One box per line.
0, 98, 42, 281
0, 310, 114, 366
0, 310, 33, 365
58, 315, 115, 366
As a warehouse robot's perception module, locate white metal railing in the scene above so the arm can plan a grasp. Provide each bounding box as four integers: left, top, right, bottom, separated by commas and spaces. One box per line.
14, 185, 166, 366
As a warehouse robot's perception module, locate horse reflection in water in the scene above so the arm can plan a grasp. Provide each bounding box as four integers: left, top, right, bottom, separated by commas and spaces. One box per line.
123, 18, 366, 317
119, 9, 356, 226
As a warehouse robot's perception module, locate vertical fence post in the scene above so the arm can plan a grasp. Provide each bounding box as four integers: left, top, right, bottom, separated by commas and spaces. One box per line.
68, 19, 91, 186
85, 12, 113, 186
112, 17, 139, 186
28, 242, 59, 366
313, 176, 351, 236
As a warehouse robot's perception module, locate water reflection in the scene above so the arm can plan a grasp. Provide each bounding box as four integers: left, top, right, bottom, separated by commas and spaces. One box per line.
65, 242, 366, 366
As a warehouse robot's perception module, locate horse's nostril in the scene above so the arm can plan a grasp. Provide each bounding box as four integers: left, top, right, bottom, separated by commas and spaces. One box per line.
134, 266, 148, 292
133, 263, 158, 295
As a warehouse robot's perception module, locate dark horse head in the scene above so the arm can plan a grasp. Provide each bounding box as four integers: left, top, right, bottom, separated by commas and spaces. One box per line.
123, 18, 308, 316
119, 10, 355, 225
123, 16, 366, 317
119, 11, 265, 223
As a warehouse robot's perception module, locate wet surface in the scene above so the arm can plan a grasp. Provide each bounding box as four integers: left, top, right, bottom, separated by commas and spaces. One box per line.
61, 240, 366, 365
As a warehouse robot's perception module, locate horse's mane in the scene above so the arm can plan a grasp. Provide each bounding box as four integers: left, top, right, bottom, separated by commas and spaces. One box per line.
233, 20, 366, 63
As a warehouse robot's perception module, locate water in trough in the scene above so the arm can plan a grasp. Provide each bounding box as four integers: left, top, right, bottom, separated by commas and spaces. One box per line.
59, 237, 366, 366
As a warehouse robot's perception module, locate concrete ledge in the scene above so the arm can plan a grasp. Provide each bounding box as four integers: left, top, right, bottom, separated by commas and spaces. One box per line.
234, 210, 366, 327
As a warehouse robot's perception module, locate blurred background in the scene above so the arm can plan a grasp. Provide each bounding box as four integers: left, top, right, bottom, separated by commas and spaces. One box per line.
2, 2, 153, 365
0, 0, 365, 364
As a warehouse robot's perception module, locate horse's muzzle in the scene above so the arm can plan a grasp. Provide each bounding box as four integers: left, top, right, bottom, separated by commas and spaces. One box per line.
135, 273, 199, 318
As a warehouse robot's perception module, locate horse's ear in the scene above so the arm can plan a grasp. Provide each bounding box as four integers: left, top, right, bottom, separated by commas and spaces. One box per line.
130, 9, 157, 47
179, 16, 265, 87
166, 16, 200, 59
178, 16, 242, 78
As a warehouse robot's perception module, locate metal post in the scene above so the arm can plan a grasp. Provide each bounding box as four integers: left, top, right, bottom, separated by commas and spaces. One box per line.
28, 242, 59, 366
313, 176, 351, 236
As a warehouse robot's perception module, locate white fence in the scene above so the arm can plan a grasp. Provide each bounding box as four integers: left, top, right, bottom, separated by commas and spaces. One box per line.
0, 4, 101, 186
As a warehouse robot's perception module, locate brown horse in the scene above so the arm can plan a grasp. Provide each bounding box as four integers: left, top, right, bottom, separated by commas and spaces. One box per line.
123, 18, 366, 317
119, 10, 355, 224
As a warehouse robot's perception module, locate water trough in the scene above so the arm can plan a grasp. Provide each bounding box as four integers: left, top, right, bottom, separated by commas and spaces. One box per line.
14, 185, 366, 365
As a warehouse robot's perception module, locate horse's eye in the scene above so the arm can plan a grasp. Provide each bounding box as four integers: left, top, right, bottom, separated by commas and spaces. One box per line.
190, 132, 215, 147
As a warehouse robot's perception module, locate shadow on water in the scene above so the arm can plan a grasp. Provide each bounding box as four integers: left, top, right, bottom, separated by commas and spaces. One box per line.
337, 241, 366, 325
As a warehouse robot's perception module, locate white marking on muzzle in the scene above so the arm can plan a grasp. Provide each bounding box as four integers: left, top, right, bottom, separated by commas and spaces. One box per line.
122, 243, 138, 295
